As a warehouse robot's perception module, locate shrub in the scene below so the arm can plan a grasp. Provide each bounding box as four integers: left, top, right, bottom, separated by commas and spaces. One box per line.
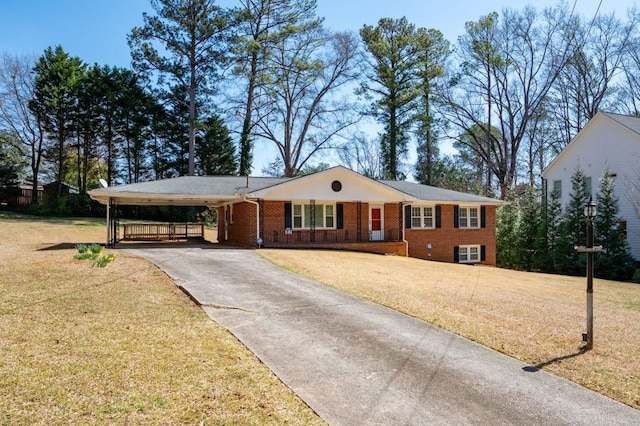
74, 243, 115, 268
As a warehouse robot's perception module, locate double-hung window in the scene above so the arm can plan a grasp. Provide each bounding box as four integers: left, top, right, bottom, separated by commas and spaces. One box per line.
459, 245, 480, 263
458, 206, 479, 229
292, 203, 335, 229
411, 206, 434, 229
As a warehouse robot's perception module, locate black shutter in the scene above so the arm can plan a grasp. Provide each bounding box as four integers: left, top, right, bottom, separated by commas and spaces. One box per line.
405, 205, 412, 229
453, 206, 459, 228
435, 205, 441, 228
454, 246, 459, 263
336, 203, 344, 229
284, 202, 292, 228
481, 206, 486, 228
481, 245, 486, 261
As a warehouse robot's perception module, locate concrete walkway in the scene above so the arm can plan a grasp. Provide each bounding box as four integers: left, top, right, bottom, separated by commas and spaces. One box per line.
129, 246, 640, 425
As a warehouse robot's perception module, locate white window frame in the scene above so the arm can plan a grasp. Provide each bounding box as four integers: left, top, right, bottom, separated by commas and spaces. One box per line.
291, 202, 336, 230
411, 205, 435, 229
459, 245, 481, 263
458, 206, 480, 229
584, 176, 592, 197
553, 180, 562, 198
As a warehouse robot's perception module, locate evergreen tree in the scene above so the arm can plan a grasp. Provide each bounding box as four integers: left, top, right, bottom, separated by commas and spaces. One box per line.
195, 115, 237, 175
413, 28, 450, 185
496, 194, 519, 269
515, 187, 540, 270
556, 166, 589, 275
129, 0, 231, 176
594, 170, 636, 280
29, 45, 86, 195
359, 17, 421, 180
0, 132, 22, 203
534, 186, 563, 273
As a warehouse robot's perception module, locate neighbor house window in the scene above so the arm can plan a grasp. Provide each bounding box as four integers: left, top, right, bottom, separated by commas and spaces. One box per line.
553, 180, 562, 198
411, 206, 434, 229
292, 203, 336, 229
459, 245, 480, 263
585, 176, 592, 197
458, 206, 479, 229
620, 220, 627, 239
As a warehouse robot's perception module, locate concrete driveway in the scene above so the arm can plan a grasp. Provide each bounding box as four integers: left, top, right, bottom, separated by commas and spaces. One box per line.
130, 246, 640, 425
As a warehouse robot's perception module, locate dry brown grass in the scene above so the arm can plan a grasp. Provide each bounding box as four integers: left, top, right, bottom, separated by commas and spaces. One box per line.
0, 213, 323, 425
258, 248, 640, 410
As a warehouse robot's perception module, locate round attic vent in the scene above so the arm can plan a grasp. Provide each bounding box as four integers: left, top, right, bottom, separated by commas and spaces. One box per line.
331, 180, 342, 192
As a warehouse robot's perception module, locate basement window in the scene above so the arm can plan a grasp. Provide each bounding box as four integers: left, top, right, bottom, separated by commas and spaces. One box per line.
459, 245, 480, 263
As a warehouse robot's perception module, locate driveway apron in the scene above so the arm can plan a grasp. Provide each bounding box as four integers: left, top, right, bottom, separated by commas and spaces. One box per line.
130, 246, 640, 425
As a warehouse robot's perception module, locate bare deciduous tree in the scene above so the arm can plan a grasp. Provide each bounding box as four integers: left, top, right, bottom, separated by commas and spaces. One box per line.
0, 53, 46, 203
254, 29, 360, 177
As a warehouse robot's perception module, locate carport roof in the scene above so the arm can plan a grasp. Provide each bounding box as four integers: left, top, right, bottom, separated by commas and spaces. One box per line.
89, 175, 289, 206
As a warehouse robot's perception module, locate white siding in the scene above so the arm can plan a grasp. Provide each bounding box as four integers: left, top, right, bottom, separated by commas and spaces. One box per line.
543, 113, 640, 260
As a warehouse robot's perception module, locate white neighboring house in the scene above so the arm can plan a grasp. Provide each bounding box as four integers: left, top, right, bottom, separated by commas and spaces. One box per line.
542, 111, 640, 261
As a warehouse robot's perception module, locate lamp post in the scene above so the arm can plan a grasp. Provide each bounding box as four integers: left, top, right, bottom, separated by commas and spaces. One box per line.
583, 196, 597, 349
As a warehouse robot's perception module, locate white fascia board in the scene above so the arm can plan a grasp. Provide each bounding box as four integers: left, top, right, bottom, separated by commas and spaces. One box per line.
88, 190, 240, 206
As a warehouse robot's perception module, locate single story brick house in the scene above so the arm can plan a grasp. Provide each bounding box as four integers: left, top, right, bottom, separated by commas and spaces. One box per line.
89, 166, 503, 265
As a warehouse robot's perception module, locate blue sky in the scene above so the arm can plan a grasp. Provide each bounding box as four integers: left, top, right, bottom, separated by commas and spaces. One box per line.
1, 0, 634, 69
0, 0, 636, 174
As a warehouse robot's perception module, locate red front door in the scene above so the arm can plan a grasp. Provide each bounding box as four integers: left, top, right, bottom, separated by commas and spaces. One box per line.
371, 208, 381, 231
370, 207, 383, 241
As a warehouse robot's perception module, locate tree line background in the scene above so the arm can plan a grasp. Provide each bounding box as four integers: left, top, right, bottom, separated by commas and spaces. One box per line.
0, 0, 638, 279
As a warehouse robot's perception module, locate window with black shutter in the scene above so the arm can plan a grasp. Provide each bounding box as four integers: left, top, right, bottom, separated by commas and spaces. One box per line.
404, 205, 412, 229
284, 202, 292, 229
336, 203, 344, 229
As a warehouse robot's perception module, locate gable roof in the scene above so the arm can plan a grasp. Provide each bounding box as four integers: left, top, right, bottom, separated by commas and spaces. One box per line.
543, 111, 640, 176
246, 166, 418, 202
88, 165, 503, 206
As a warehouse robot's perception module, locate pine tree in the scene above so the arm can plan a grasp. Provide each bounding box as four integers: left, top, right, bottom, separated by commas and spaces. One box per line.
594, 169, 636, 280
195, 115, 237, 175
556, 166, 589, 275
29, 45, 86, 195
515, 187, 540, 271
534, 186, 562, 273
496, 193, 519, 269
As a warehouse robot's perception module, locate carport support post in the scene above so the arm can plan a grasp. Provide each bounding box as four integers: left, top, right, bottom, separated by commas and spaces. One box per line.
106, 197, 111, 247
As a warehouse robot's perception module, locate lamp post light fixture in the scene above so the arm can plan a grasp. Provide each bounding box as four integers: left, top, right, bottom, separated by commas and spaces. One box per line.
583, 196, 598, 349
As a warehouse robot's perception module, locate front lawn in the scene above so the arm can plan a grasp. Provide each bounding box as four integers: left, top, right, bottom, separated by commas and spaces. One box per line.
0, 212, 323, 425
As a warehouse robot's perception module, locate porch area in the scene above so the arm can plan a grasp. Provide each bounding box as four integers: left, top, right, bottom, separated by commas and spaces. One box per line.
262, 228, 407, 256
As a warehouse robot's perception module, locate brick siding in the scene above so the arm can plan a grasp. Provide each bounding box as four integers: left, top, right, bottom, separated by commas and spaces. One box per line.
405, 204, 497, 266
220, 200, 497, 266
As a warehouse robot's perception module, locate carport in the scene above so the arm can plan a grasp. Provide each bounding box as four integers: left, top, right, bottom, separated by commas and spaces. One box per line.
88, 176, 280, 247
